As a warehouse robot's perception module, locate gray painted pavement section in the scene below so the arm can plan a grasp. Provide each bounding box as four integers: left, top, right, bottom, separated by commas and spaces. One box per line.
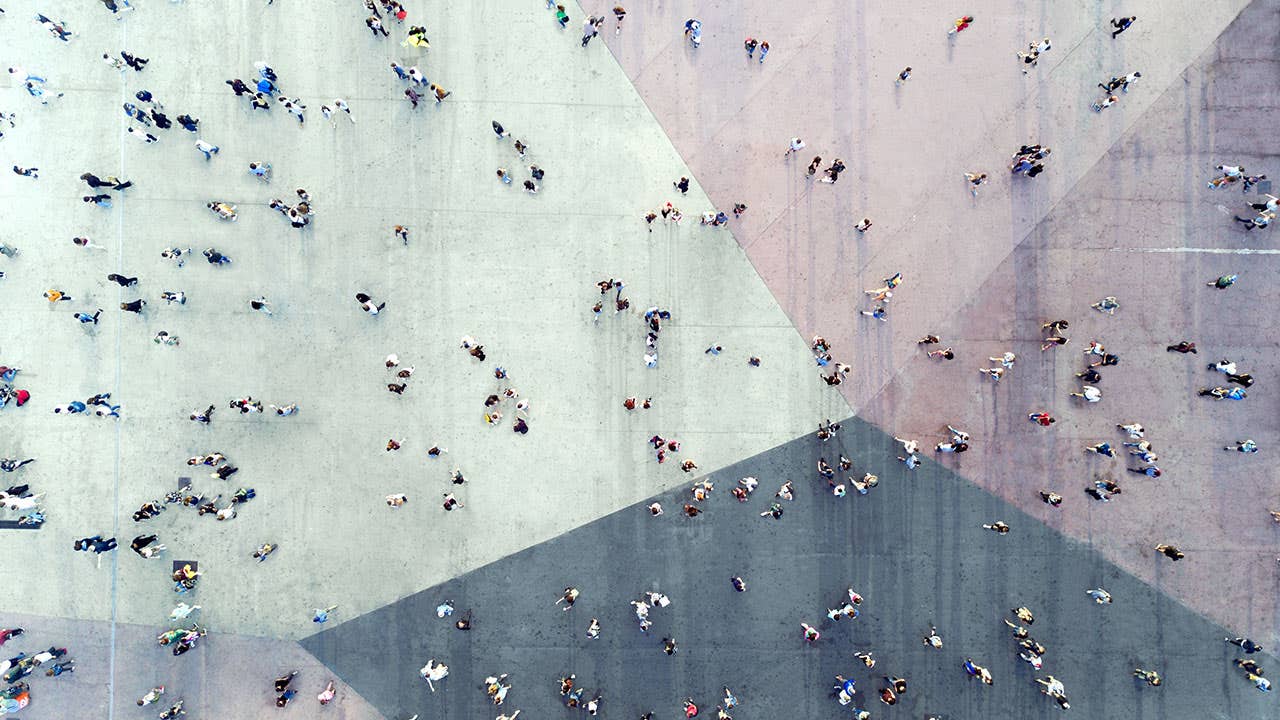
305, 417, 1277, 720
0, 0, 849, 648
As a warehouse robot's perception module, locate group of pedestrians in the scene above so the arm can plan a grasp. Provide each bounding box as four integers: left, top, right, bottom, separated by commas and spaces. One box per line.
3, 4, 1276, 719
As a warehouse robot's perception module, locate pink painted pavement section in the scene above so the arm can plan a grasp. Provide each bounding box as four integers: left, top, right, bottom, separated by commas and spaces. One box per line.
596, 0, 1277, 640
860, 1, 1280, 643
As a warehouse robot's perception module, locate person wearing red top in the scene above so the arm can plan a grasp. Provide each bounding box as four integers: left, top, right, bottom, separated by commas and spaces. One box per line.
948, 15, 974, 34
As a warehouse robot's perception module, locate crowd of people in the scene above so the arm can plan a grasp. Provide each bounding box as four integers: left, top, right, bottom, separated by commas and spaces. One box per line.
0, 3, 1274, 719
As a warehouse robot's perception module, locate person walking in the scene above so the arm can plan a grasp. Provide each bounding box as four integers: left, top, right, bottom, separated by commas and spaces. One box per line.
1225, 439, 1258, 453
948, 15, 975, 34
1111, 16, 1136, 38
195, 140, 219, 160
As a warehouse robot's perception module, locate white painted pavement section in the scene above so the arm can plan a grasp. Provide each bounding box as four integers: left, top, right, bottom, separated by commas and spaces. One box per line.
0, 0, 850, 639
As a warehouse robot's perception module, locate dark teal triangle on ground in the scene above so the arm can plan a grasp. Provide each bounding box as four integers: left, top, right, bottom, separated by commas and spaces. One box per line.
302, 415, 1274, 720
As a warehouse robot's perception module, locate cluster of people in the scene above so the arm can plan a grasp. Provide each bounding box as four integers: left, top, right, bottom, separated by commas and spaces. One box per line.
52, 392, 121, 417
640, 304, 673, 368
3, 3, 1276, 717
0, 474, 43, 527
1221, 168, 1276, 229
558, 672, 602, 714
592, 278, 630, 319
391, 53, 449, 108
156, 623, 205, 657
269, 188, 314, 229
1091, 71, 1141, 111
1016, 36, 1051, 72
1, 641, 74, 703
1199, 356, 1252, 400
224, 61, 307, 121
1010, 143, 1051, 177
813, 336, 852, 385
491, 121, 544, 192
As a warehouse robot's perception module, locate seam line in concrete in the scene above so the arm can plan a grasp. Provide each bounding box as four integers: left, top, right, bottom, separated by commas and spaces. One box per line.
108, 17, 128, 720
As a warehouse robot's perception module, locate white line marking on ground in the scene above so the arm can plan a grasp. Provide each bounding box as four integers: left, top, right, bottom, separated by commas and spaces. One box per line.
1109, 247, 1280, 254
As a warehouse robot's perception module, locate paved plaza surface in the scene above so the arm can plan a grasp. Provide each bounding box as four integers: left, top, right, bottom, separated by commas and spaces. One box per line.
0, 0, 1276, 718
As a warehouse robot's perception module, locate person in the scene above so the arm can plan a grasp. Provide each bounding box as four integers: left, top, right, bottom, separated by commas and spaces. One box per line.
1225, 439, 1258, 453
1070, 385, 1102, 402
130, 534, 166, 558
1155, 544, 1184, 560
1111, 16, 1136, 38
1133, 668, 1161, 686
822, 158, 846, 183
207, 202, 237, 221
356, 293, 385, 316
317, 680, 335, 705
1090, 296, 1119, 313
1233, 210, 1274, 230
963, 658, 992, 684
683, 18, 702, 48
948, 15, 974, 34
1226, 636, 1264, 654
1092, 94, 1119, 112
